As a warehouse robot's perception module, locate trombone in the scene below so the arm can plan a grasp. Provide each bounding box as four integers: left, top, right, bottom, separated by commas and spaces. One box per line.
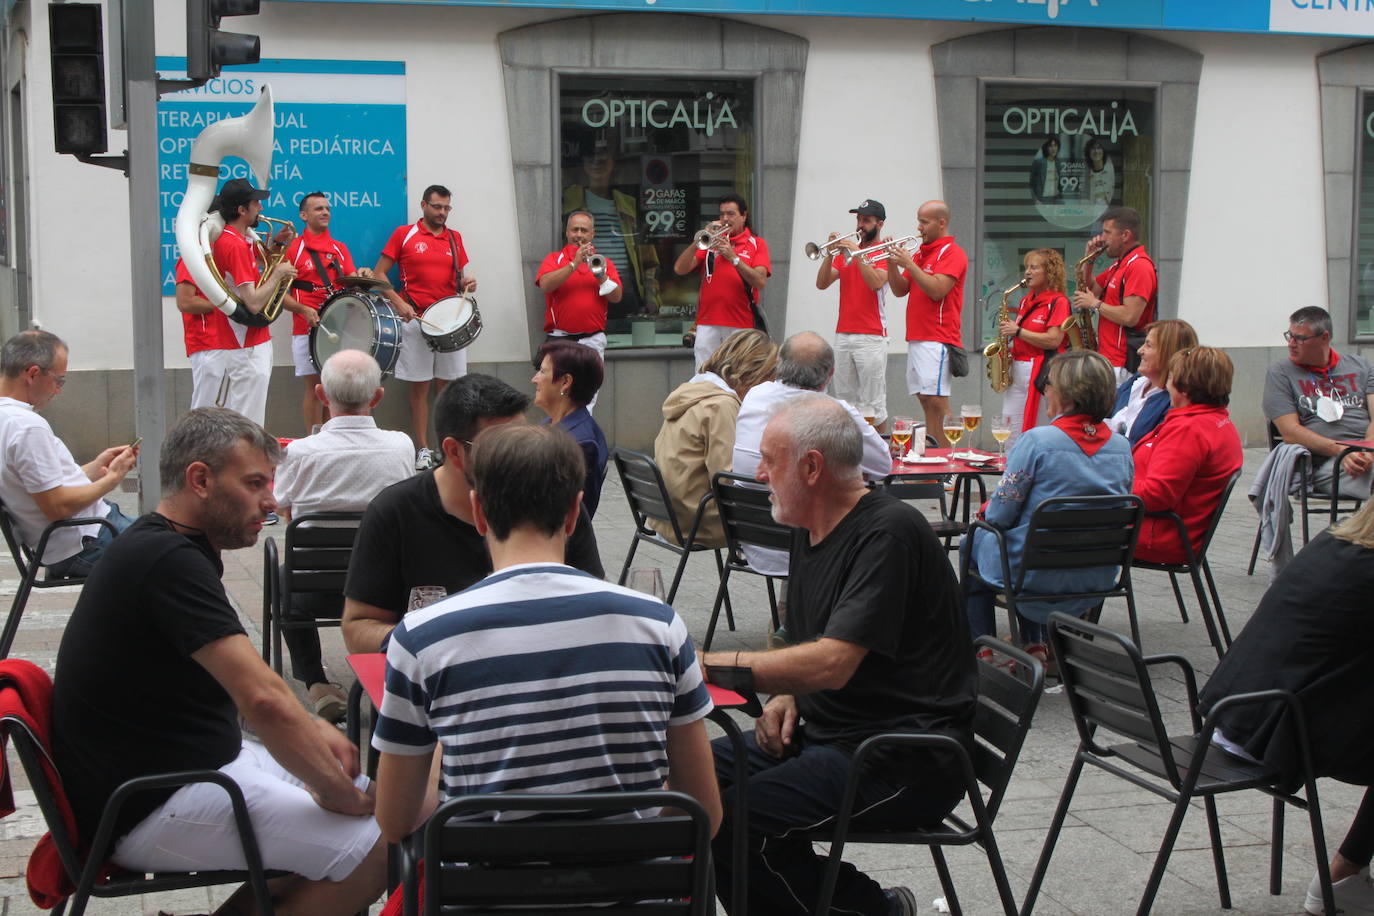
843, 234, 922, 267
693, 223, 732, 250
803, 230, 862, 261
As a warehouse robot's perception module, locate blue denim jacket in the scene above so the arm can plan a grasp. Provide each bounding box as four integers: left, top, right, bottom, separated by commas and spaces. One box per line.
966, 422, 1135, 621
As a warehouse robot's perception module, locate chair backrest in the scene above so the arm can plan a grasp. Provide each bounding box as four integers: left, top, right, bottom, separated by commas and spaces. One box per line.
1, 714, 85, 887
612, 449, 686, 542
1194, 469, 1244, 559
1019, 495, 1144, 586
880, 476, 947, 505
1047, 613, 1184, 786
712, 472, 794, 558
423, 790, 713, 915
970, 638, 1046, 820
0, 500, 34, 578
282, 512, 363, 598
1267, 420, 1282, 451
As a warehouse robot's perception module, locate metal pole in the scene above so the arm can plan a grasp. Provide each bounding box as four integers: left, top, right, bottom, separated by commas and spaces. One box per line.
123, 0, 164, 510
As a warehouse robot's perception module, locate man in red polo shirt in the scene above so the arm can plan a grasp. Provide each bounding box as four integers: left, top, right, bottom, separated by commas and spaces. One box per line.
374, 184, 477, 470
673, 193, 771, 369
284, 191, 372, 433
1072, 205, 1157, 385
817, 199, 890, 428
536, 210, 623, 361
886, 200, 967, 446
173, 178, 297, 428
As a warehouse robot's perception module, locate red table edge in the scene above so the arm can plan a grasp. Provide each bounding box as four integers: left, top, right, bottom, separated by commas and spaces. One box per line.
1336, 440, 1374, 450
350, 652, 751, 712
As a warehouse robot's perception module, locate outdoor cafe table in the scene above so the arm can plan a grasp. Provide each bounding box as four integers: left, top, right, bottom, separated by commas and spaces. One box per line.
883, 448, 1006, 525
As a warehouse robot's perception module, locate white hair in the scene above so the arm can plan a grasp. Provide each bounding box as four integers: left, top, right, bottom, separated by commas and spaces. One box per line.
321, 349, 382, 411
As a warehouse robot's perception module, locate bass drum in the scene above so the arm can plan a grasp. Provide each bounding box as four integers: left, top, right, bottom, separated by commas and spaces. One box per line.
310, 289, 402, 375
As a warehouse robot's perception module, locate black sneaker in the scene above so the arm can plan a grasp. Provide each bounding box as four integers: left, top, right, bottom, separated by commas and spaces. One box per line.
884, 886, 918, 915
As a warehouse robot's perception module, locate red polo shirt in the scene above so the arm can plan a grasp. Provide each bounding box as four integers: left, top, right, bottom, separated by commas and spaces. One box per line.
1011, 290, 1071, 361
174, 258, 270, 355
284, 230, 357, 334
1094, 245, 1157, 368
536, 244, 623, 335
901, 235, 967, 346
834, 255, 887, 336
692, 228, 771, 328
380, 221, 469, 312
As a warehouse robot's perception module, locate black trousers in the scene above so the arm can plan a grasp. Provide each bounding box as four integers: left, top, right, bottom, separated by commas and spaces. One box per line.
281, 592, 343, 687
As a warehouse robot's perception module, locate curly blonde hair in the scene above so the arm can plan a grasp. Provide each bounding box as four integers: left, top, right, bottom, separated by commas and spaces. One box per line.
701, 329, 779, 398
1024, 249, 1066, 293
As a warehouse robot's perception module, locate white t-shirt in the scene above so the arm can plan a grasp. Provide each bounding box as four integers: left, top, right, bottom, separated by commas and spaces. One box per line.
273, 415, 415, 517
0, 397, 109, 563
1107, 375, 1158, 438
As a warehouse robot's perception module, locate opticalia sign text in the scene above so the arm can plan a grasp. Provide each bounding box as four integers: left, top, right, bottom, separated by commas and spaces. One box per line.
1002, 102, 1138, 144
581, 93, 738, 137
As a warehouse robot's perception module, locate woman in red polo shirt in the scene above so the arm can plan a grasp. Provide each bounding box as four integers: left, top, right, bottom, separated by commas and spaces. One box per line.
998, 248, 1070, 440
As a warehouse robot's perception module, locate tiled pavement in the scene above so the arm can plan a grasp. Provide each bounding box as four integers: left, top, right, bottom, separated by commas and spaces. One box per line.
0, 446, 1362, 914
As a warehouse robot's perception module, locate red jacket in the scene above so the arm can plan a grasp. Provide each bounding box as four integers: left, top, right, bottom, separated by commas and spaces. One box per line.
1132, 403, 1243, 564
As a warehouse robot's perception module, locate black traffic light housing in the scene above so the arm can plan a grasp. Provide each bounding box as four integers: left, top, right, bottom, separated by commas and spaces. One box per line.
187, 0, 261, 82
49, 3, 107, 156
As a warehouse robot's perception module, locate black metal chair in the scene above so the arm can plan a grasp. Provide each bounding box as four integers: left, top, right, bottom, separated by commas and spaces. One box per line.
960, 494, 1145, 648
1248, 421, 1365, 574
0, 664, 281, 916
0, 499, 118, 658
880, 475, 982, 551
397, 790, 714, 915
610, 448, 724, 605
702, 472, 795, 650
260, 511, 363, 674
1131, 470, 1241, 659
811, 639, 1044, 916
1021, 614, 1336, 916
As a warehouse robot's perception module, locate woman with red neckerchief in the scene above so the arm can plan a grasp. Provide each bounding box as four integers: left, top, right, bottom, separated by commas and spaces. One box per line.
962, 349, 1134, 667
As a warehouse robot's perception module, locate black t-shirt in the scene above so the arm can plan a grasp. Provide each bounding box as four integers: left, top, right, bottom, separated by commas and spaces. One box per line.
345, 470, 605, 615
790, 490, 977, 782
51, 514, 247, 839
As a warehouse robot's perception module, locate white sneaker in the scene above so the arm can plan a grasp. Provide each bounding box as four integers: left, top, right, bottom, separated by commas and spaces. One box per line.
1305, 867, 1374, 914
415, 447, 437, 471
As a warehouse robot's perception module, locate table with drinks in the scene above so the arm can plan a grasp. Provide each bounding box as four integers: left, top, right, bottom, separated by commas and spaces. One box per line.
883, 405, 1009, 528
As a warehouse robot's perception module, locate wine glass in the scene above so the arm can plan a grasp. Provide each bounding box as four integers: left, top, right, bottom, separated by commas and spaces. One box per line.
627, 567, 667, 602
942, 418, 964, 452
891, 416, 914, 459
960, 404, 982, 458
991, 415, 1013, 461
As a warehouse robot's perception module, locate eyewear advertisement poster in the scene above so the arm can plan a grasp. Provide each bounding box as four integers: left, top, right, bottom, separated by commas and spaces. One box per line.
156, 59, 408, 296
1356, 93, 1374, 339
978, 85, 1155, 344
559, 75, 754, 348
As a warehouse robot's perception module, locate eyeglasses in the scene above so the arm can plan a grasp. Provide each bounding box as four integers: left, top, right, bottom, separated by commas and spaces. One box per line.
41, 368, 66, 388
1283, 330, 1324, 343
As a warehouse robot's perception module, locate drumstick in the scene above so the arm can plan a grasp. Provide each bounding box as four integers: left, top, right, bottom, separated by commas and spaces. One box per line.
418, 317, 445, 332
318, 324, 339, 343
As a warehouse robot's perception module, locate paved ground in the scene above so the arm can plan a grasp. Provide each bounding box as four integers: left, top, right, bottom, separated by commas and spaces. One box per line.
0, 445, 1362, 914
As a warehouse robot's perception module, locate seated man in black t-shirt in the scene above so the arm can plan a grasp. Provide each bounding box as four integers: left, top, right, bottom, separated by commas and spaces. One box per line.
342, 373, 604, 653
51, 407, 386, 916
700, 395, 977, 916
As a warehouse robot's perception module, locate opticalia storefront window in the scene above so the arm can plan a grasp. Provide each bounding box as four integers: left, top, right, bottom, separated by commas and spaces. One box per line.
558, 75, 755, 349
1354, 93, 1374, 339
979, 85, 1155, 344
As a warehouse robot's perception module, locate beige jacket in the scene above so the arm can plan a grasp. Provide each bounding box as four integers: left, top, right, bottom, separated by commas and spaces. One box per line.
649, 373, 739, 549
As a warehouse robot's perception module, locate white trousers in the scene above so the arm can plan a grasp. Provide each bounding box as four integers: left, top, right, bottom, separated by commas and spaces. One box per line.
190, 342, 272, 426
833, 333, 889, 425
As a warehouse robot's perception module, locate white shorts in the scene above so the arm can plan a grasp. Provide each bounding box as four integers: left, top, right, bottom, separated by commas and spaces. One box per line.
291, 334, 318, 377
833, 333, 889, 424
395, 317, 467, 383
112, 740, 379, 882
905, 340, 950, 397
189, 342, 272, 426
693, 324, 743, 371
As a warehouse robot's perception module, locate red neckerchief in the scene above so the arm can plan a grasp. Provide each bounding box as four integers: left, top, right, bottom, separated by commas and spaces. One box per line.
1295, 347, 1339, 383
300, 228, 336, 252
1052, 413, 1110, 456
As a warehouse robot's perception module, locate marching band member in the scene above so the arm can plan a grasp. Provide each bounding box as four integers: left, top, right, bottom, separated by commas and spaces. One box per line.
1071, 205, 1157, 384
673, 193, 771, 370
536, 211, 622, 360
816, 199, 890, 428
1000, 249, 1069, 437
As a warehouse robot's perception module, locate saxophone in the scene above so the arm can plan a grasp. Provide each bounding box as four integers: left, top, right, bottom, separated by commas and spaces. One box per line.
1062, 244, 1106, 350
983, 277, 1029, 393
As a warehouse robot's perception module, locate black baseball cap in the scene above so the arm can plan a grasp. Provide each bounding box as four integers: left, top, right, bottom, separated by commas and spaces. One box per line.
849, 199, 886, 220
215, 178, 269, 211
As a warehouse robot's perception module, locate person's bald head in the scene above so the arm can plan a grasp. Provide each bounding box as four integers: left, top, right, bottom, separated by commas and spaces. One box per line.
319, 349, 384, 414
917, 200, 951, 242
776, 331, 835, 391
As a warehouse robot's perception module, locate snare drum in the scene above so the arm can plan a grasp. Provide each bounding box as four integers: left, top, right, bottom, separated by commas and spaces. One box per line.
310, 289, 403, 375
420, 295, 483, 352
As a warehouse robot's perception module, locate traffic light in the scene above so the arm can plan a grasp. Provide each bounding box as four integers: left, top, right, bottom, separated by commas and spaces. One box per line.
49, 3, 107, 156
186, 0, 261, 82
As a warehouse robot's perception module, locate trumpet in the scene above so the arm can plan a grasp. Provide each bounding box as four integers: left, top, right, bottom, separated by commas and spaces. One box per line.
843, 234, 922, 267
588, 253, 607, 282
693, 223, 732, 250
1063, 243, 1107, 350
984, 277, 1029, 393
803, 230, 862, 261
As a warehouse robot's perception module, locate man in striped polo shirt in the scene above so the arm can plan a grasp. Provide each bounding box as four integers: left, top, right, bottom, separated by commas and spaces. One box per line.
371, 423, 721, 840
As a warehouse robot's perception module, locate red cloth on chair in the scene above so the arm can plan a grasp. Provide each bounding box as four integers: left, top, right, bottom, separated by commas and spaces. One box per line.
0, 658, 99, 909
